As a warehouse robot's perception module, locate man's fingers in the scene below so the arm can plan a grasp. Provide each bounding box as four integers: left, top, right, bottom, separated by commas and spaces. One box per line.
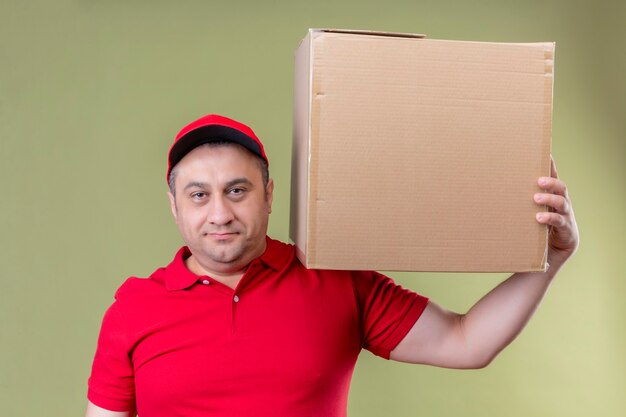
534, 193, 570, 214
535, 212, 566, 227
541, 156, 568, 197
535, 157, 580, 260
538, 176, 568, 198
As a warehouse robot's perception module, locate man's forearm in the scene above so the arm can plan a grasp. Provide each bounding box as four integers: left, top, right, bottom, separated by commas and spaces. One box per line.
389, 266, 561, 368
459, 266, 559, 367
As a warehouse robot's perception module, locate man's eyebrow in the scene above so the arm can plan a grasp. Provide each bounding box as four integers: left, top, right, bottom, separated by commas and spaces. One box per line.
225, 178, 254, 189
183, 181, 209, 191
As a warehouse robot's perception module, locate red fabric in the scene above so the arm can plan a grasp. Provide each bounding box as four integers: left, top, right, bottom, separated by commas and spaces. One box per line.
167, 113, 268, 182
175, 114, 259, 145
87, 237, 428, 417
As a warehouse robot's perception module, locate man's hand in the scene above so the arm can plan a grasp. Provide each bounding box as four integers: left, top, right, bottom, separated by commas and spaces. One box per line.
534, 157, 579, 271
390, 156, 579, 368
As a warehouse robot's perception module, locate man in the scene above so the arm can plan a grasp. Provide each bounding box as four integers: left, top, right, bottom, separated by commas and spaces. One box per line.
86, 114, 579, 417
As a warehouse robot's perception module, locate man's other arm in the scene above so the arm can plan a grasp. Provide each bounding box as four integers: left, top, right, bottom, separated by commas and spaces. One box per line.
85, 400, 135, 417
391, 157, 579, 368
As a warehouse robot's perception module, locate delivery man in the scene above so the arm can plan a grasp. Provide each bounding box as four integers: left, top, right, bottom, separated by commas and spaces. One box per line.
85, 114, 579, 417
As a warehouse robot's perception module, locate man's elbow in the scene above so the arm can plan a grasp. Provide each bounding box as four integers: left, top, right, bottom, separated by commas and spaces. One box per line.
463, 347, 503, 369
466, 356, 493, 370
455, 318, 501, 369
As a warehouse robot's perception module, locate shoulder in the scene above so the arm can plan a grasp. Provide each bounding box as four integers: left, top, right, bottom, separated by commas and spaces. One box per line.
112, 246, 192, 301
114, 276, 160, 300
267, 236, 380, 284
111, 259, 175, 306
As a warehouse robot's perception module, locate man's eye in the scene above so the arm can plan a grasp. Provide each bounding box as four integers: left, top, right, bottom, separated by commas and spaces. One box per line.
191, 192, 206, 199
229, 188, 245, 196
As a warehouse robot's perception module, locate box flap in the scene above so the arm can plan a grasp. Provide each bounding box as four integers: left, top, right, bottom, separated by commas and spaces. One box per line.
311, 28, 426, 39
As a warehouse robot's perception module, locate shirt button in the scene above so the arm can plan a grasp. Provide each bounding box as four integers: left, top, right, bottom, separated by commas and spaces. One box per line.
202, 279, 210, 285
233, 295, 240, 303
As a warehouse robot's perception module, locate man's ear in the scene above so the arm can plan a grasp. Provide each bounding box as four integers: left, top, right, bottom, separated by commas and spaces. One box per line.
266, 178, 274, 214
167, 191, 178, 221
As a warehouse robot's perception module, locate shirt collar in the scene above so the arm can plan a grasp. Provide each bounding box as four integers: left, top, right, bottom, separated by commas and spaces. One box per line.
155, 236, 293, 292
258, 236, 292, 271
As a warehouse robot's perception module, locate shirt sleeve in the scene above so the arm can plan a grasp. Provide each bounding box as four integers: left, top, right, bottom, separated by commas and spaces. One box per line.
87, 301, 136, 412
353, 271, 429, 359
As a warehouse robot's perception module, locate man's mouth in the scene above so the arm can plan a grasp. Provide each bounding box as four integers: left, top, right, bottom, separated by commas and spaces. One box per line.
206, 232, 238, 240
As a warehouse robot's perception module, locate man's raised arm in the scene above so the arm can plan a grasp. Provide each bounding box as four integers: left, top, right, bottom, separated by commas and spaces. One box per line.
390, 157, 579, 368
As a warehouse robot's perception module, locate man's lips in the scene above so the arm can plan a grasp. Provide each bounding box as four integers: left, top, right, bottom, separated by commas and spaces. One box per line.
205, 232, 239, 240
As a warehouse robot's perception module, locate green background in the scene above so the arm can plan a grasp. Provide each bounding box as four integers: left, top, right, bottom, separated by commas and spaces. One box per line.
1, 0, 624, 416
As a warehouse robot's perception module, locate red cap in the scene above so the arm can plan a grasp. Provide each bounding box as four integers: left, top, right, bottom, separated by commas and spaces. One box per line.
167, 114, 268, 183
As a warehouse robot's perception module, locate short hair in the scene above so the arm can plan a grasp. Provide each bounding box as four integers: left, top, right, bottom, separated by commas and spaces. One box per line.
168, 141, 270, 197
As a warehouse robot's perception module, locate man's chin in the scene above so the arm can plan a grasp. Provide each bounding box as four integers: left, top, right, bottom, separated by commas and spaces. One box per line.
205, 246, 247, 265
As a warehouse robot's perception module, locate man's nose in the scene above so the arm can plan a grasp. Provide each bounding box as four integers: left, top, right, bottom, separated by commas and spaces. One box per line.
207, 196, 235, 225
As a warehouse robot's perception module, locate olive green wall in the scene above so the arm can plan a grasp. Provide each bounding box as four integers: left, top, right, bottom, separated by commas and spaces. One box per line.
1, 0, 624, 416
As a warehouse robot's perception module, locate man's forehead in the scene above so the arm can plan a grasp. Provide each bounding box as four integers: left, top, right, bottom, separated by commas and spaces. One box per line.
179, 142, 259, 167
170, 142, 267, 194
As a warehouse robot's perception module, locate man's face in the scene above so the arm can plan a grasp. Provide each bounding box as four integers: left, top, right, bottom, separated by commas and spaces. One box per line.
168, 144, 273, 274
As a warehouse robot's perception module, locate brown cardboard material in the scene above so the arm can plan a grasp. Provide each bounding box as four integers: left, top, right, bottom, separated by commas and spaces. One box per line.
290, 29, 554, 272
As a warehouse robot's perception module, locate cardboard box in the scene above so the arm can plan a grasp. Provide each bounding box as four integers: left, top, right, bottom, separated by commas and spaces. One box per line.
290, 29, 554, 272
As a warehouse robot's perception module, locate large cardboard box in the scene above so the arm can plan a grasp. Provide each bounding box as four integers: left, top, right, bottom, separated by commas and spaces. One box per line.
290, 29, 554, 272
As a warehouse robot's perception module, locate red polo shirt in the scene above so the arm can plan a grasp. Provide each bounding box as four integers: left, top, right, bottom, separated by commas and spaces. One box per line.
87, 237, 428, 417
